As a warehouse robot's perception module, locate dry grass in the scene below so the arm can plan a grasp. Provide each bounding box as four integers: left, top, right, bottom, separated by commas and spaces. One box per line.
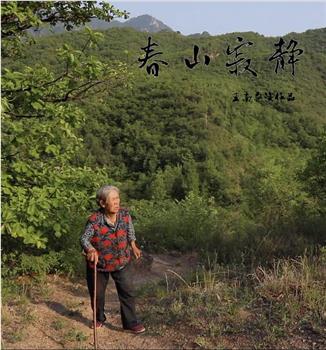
139, 252, 326, 348
251, 254, 326, 324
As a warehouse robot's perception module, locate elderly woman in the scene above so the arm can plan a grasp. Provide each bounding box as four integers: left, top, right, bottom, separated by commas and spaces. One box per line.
80, 185, 145, 334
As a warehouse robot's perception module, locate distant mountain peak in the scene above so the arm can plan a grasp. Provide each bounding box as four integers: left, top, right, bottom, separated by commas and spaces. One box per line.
121, 14, 173, 33
29, 14, 173, 36
134, 14, 157, 21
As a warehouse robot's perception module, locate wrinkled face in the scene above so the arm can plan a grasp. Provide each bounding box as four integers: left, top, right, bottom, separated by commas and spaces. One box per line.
100, 190, 120, 214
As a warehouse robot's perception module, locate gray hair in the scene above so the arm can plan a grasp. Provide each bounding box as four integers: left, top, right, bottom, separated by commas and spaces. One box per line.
96, 185, 120, 206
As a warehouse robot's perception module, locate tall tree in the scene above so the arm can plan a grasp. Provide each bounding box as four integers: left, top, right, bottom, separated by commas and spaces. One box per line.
1, 1, 129, 249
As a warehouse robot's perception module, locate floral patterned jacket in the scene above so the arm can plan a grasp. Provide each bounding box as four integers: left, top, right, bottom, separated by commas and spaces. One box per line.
80, 207, 136, 271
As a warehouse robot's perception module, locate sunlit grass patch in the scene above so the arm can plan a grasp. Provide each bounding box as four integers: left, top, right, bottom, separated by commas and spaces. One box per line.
139, 252, 325, 348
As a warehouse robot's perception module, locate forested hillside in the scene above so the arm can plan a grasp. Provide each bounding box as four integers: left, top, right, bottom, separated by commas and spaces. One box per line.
2, 3, 325, 348
3, 16, 326, 261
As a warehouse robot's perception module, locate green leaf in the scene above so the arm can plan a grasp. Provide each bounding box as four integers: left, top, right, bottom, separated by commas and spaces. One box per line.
31, 101, 43, 110
69, 53, 75, 64
53, 223, 62, 237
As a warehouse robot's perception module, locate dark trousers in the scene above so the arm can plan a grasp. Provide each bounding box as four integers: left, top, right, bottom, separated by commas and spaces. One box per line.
86, 262, 139, 328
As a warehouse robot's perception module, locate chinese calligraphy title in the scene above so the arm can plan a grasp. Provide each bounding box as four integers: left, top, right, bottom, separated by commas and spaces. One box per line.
138, 36, 303, 102
138, 36, 303, 77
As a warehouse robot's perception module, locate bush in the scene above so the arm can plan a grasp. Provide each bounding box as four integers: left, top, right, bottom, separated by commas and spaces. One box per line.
130, 192, 323, 265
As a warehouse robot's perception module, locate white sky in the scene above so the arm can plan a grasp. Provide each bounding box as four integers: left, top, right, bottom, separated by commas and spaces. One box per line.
110, 1, 326, 36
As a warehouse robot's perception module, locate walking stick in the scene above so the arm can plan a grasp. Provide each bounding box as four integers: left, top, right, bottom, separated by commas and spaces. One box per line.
93, 259, 98, 350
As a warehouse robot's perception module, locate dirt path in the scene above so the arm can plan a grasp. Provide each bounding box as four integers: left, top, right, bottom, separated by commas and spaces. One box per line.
3, 252, 324, 349
3, 252, 199, 349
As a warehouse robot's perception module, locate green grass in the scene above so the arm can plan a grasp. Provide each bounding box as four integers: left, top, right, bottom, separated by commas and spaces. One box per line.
64, 328, 88, 342
51, 319, 67, 331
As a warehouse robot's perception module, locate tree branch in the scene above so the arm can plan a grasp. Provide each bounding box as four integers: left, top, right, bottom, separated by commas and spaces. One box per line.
2, 71, 69, 95
6, 111, 46, 119
46, 80, 105, 102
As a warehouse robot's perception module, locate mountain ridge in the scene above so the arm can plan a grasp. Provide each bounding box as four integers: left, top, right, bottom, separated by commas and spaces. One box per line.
29, 14, 173, 36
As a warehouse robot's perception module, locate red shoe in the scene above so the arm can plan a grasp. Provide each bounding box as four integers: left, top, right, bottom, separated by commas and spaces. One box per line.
90, 321, 104, 329
124, 323, 146, 334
